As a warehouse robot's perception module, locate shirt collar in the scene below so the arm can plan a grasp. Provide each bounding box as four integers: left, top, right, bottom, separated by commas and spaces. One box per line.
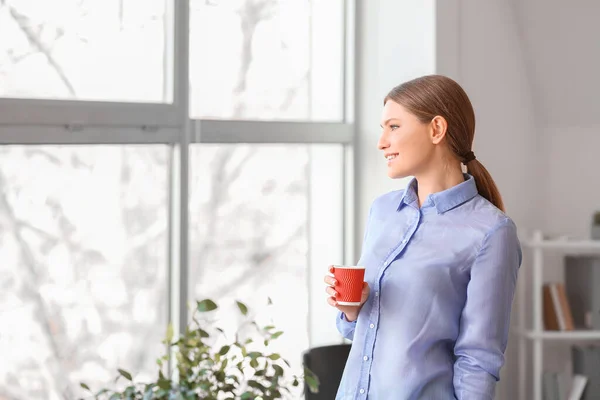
398, 174, 478, 214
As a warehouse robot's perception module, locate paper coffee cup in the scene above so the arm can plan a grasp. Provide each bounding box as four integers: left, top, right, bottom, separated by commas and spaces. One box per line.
332, 265, 366, 306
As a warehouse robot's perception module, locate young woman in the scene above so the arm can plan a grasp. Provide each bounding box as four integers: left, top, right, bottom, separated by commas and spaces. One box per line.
324, 75, 522, 399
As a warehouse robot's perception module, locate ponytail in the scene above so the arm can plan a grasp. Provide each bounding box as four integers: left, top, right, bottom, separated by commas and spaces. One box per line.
466, 160, 505, 212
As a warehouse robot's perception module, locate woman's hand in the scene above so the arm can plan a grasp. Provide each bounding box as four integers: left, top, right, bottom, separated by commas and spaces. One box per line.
324, 265, 370, 322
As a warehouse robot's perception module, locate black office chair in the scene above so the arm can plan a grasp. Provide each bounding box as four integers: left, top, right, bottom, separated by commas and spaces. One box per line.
303, 344, 351, 399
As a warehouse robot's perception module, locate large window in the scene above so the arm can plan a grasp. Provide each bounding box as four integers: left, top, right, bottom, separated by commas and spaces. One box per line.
0, 145, 169, 399
0, 0, 171, 103
0, 0, 353, 399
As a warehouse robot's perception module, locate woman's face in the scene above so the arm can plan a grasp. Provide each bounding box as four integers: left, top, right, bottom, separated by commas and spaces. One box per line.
378, 100, 436, 179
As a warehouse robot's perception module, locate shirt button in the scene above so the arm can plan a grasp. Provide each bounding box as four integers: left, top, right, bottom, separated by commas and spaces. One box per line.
402, 239, 407, 244
375, 291, 379, 297
359, 389, 365, 394
363, 355, 369, 361
370, 323, 375, 329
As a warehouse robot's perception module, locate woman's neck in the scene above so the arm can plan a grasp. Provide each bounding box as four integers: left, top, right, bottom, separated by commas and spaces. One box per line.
414, 166, 465, 207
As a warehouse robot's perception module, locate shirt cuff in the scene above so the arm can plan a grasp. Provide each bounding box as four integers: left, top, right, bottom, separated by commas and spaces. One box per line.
336, 311, 357, 341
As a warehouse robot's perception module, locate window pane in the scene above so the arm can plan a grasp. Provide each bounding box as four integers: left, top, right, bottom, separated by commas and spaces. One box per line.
189, 144, 315, 396
0, 1, 171, 103
0, 145, 169, 399
189, 0, 344, 121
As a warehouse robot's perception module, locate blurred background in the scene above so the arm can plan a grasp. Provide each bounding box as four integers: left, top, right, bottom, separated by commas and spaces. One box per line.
0, 0, 597, 399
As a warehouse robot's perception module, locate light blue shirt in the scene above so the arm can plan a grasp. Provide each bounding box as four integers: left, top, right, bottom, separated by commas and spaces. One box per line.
336, 175, 522, 400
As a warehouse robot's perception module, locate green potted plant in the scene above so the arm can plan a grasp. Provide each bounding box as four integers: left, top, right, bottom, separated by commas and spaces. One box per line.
80, 298, 319, 400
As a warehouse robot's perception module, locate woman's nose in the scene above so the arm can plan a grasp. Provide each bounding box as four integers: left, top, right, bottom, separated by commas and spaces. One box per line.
377, 133, 389, 150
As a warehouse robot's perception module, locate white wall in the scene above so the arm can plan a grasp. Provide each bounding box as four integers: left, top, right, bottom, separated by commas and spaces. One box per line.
517, 0, 600, 238
438, 0, 539, 231
541, 125, 600, 237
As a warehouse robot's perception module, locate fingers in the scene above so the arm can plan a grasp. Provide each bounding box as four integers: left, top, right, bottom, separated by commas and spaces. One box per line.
323, 275, 337, 286
325, 285, 337, 297
327, 296, 338, 307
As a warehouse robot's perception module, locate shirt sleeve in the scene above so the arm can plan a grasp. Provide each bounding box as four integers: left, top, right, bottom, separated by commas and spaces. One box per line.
453, 218, 522, 400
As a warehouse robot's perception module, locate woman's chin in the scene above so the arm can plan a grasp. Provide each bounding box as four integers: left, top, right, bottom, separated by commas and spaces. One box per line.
387, 168, 410, 180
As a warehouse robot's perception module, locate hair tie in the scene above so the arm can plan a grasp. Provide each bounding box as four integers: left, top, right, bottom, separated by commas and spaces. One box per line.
462, 151, 476, 164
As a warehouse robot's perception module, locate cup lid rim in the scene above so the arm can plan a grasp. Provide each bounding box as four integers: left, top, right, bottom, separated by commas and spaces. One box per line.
332, 265, 365, 269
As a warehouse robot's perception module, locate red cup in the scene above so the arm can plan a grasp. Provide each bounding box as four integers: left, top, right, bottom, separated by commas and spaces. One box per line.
332, 265, 366, 305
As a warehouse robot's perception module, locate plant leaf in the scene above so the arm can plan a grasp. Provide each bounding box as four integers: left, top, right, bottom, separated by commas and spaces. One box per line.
219, 345, 231, 356
268, 353, 281, 360
198, 328, 210, 338
236, 301, 248, 316
124, 386, 136, 397
143, 384, 155, 400
267, 297, 273, 305
304, 366, 321, 392
80, 383, 91, 391
118, 369, 133, 381
305, 374, 320, 393
197, 299, 218, 312
248, 380, 267, 391
165, 323, 174, 343
273, 365, 284, 376
157, 370, 171, 390
270, 331, 283, 340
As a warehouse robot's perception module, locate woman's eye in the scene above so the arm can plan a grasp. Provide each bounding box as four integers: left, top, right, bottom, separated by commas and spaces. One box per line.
390, 125, 399, 130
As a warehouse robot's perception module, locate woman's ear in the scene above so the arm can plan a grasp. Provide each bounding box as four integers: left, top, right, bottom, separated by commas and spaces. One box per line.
430, 116, 448, 144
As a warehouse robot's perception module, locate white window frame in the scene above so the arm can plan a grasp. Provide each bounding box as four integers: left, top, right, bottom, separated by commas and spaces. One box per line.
0, 0, 356, 350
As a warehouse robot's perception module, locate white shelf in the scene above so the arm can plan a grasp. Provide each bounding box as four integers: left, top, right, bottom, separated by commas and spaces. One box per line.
515, 328, 600, 340
523, 239, 600, 251
518, 230, 600, 400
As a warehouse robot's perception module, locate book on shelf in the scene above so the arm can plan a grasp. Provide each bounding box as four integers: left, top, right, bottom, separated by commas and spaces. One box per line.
543, 282, 575, 331
569, 375, 588, 400
571, 345, 599, 400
